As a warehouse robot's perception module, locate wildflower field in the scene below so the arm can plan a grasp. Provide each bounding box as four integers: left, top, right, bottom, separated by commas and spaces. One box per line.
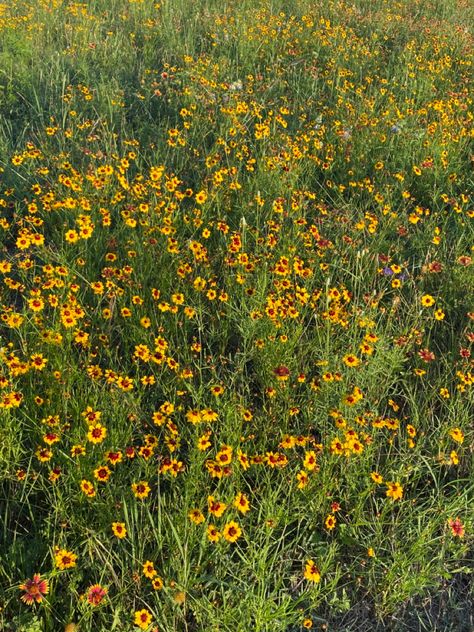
0, 0, 473, 630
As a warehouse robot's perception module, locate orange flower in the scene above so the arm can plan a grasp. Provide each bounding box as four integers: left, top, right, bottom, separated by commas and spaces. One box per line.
19, 574, 49, 605
448, 518, 464, 538
86, 584, 107, 606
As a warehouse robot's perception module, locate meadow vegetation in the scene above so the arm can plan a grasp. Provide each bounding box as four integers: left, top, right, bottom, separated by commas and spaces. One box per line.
0, 0, 473, 630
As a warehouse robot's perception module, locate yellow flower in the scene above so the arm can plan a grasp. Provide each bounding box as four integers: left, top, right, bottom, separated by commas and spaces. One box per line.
222, 521, 242, 543
342, 354, 360, 368
188, 509, 205, 524
296, 470, 309, 489
208, 495, 227, 518
112, 522, 127, 538
195, 190, 207, 204
142, 560, 157, 579
65, 229, 80, 244
304, 559, 321, 583
28, 297, 45, 312
371, 471, 383, 484
325, 514, 336, 530
152, 576, 164, 590
87, 423, 107, 444
385, 481, 403, 500
54, 549, 77, 570
421, 294, 435, 307
233, 492, 250, 514
186, 409, 202, 425
80, 479, 95, 497
449, 427, 464, 444
131, 481, 151, 499
303, 450, 318, 471
134, 609, 153, 630
207, 524, 221, 543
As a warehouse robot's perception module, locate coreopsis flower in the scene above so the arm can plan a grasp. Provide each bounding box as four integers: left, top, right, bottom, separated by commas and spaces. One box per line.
188, 508, 204, 524
449, 427, 464, 444
233, 492, 250, 514
385, 482, 403, 501
80, 479, 95, 497
296, 470, 309, 489
94, 465, 111, 482
54, 549, 77, 570
152, 576, 164, 590
195, 190, 207, 204
418, 349, 435, 362
208, 496, 227, 518
303, 450, 318, 471
342, 354, 360, 368
222, 521, 242, 543
197, 433, 212, 450
215, 445, 232, 465
142, 561, 157, 579
87, 423, 107, 444
325, 514, 336, 530
132, 481, 151, 499
134, 608, 153, 630
19, 574, 49, 605
210, 384, 224, 396
30, 354, 48, 370
304, 559, 321, 583
450, 451, 459, 465
112, 522, 127, 538
207, 524, 221, 542
421, 294, 435, 307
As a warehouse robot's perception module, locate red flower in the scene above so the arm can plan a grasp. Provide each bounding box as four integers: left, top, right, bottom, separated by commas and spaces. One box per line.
418, 348, 435, 362
273, 365, 290, 381
87, 584, 107, 606
427, 261, 443, 273
19, 574, 49, 605
448, 518, 465, 538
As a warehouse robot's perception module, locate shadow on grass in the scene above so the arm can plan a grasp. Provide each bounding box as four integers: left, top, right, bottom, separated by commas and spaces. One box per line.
320, 572, 473, 632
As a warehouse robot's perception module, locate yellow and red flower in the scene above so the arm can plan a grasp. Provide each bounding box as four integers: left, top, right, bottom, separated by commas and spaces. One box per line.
19, 574, 49, 605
